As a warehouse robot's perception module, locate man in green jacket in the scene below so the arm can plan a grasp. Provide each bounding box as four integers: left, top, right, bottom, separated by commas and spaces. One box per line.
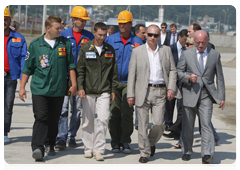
19, 15, 77, 161
77, 22, 119, 161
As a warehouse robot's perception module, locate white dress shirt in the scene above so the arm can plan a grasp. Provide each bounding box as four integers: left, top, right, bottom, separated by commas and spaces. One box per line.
197, 48, 208, 68
146, 43, 165, 85
160, 32, 166, 45
170, 33, 177, 45
176, 41, 184, 59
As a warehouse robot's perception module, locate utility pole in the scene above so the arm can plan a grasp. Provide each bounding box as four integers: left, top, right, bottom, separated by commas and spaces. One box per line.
18, 5, 21, 23
25, 5, 28, 27
188, 5, 192, 26
42, 5, 47, 34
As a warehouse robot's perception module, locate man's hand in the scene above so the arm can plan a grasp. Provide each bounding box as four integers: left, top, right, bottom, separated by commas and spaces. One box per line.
189, 74, 197, 83
219, 100, 225, 110
110, 93, 115, 102
78, 90, 85, 98
167, 90, 175, 101
127, 97, 135, 107
19, 87, 27, 102
68, 84, 77, 97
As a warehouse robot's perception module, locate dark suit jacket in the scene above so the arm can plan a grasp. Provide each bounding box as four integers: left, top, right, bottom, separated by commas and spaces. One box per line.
164, 32, 179, 46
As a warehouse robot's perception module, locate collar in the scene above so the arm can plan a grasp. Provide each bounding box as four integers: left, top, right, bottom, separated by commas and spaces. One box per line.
196, 47, 208, 55
146, 42, 159, 53
177, 41, 183, 50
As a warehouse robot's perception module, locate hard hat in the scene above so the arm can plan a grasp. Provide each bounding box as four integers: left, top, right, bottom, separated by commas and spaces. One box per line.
71, 6, 90, 20
4, 7, 11, 17
117, 10, 133, 23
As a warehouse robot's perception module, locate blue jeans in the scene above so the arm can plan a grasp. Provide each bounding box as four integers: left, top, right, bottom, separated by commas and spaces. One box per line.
56, 92, 82, 142
4, 75, 17, 136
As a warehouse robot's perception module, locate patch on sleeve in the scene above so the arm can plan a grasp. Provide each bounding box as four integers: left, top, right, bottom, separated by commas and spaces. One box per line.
25, 51, 30, 60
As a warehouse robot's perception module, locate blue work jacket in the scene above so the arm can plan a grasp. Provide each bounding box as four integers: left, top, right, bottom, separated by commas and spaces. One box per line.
60, 27, 94, 65
7, 29, 27, 80
105, 32, 142, 83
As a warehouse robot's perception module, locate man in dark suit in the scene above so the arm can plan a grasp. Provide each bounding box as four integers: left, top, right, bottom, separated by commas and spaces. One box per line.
177, 30, 225, 164
164, 23, 178, 46
164, 29, 188, 132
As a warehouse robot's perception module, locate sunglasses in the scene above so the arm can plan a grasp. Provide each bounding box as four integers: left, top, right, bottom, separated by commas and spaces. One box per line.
161, 27, 167, 29
186, 42, 194, 47
147, 33, 159, 38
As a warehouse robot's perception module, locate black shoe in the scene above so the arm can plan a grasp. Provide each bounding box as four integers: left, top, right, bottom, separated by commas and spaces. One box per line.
45, 145, 56, 156
163, 131, 180, 139
135, 126, 138, 130
150, 145, 156, 157
165, 125, 171, 131
202, 155, 213, 164
32, 149, 44, 161
182, 154, 191, 161
122, 143, 131, 154
55, 140, 66, 149
68, 139, 77, 147
139, 157, 148, 163
111, 145, 120, 153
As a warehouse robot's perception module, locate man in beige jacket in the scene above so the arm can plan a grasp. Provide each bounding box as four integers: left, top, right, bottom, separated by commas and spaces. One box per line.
127, 25, 180, 163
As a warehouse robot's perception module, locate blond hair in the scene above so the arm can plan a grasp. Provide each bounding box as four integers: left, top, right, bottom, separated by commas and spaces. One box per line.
45, 15, 62, 28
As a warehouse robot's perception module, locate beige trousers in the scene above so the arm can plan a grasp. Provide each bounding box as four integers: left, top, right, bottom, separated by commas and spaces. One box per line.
137, 86, 166, 158
81, 93, 110, 154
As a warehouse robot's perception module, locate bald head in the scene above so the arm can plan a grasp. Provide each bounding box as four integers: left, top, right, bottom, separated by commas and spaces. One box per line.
194, 30, 209, 52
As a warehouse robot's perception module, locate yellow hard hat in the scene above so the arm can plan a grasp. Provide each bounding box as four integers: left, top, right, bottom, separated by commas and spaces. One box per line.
117, 10, 133, 23
4, 7, 11, 17
71, 6, 90, 20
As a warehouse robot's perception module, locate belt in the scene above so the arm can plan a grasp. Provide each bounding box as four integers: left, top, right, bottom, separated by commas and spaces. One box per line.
148, 84, 166, 87
4, 72, 10, 76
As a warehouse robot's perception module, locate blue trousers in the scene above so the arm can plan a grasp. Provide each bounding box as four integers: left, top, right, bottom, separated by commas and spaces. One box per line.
56, 93, 82, 142
4, 75, 17, 136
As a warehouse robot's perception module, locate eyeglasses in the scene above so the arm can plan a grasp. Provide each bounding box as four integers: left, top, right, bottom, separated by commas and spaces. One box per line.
147, 33, 159, 38
161, 27, 166, 29
186, 42, 194, 47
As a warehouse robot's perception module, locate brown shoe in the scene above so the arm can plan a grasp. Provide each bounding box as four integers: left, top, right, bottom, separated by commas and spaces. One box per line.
139, 157, 148, 163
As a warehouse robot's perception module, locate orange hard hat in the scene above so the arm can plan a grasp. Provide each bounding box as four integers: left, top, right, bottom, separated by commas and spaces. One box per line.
4, 7, 11, 17
117, 10, 133, 23
71, 6, 90, 20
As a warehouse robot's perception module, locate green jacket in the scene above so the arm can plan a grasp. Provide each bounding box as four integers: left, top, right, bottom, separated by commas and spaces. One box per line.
77, 40, 119, 95
22, 34, 76, 97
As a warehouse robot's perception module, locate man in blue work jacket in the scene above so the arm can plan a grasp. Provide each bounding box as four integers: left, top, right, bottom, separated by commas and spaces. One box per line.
55, 6, 94, 149
105, 10, 142, 153
4, 7, 27, 144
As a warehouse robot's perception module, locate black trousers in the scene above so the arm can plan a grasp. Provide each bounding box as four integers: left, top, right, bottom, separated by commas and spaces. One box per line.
31, 94, 64, 154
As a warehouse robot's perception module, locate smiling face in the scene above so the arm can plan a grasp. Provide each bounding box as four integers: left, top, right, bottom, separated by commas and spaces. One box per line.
46, 22, 62, 39
94, 28, 107, 46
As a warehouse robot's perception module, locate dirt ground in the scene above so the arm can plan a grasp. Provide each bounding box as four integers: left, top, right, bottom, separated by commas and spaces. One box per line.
213, 57, 236, 128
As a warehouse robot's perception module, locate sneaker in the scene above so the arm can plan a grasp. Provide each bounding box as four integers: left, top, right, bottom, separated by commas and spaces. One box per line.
84, 152, 93, 158
32, 149, 43, 161
55, 140, 66, 149
111, 145, 120, 153
68, 139, 77, 147
94, 152, 104, 161
122, 143, 131, 154
4, 136, 10, 144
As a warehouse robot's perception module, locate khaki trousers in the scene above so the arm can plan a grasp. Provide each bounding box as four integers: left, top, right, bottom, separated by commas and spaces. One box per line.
81, 93, 110, 154
137, 86, 166, 158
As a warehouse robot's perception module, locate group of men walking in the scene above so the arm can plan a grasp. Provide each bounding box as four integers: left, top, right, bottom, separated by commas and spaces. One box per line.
4, 6, 225, 164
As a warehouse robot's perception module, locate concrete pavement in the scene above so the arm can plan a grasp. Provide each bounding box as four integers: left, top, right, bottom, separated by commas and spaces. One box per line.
3, 53, 236, 168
